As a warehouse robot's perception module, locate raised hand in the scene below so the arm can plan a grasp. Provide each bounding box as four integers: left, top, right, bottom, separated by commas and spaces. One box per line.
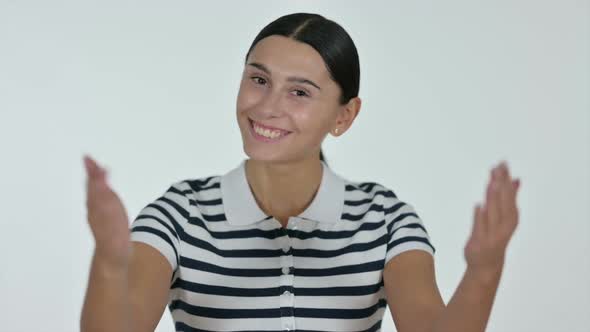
84, 155, 132, 270
464, 161, 521, 282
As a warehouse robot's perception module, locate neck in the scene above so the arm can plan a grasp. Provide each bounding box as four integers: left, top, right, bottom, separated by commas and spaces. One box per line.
244, 157, 323, 225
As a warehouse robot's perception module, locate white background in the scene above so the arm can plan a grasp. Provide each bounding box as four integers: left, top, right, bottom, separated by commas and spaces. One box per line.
1, 1, 588, 331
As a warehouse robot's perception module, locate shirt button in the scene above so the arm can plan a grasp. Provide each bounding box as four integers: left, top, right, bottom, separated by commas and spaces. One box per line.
283, 290, 291, 296
282, 245, 290, 253
282, 266, 290, 275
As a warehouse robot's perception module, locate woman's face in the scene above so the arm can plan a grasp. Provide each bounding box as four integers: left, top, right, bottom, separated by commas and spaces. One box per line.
236, 35, 355, 164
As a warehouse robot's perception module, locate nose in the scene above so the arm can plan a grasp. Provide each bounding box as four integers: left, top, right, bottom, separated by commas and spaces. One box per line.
254, 88, 285, 118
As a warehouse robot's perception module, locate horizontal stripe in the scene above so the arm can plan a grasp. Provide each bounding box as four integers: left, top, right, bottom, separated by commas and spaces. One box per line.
169, 298, 386, 320
171, 278, 383, 297
174, 321, 286, 332
388, 235, 435, 253
170, 300, 281, 319
131, 226, 179, 265
134, 213, 179, 241
174, 319, 382, 332
132, 173, 433, 332
178, 256, 384, 278
296, 299, 387, 319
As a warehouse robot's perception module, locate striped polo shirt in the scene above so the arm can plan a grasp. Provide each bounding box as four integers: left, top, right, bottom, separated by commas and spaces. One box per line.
130, 159, 435, 332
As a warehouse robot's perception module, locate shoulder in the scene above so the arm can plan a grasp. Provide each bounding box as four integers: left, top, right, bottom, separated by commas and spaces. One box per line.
146, 175, 222, 217
167, 174, 222, 197
344, 178, 401, 206
343, 178, 420, 220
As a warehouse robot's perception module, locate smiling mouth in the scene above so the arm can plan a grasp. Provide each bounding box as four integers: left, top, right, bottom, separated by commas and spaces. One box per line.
248, 118, 292, 141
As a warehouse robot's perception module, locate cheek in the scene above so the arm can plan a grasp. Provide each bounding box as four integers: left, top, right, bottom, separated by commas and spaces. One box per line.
236, 82, 262, 113
291, 108, 330, 135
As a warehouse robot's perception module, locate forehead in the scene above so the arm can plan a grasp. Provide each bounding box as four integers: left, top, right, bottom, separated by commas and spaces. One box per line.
247, 35, 330, 82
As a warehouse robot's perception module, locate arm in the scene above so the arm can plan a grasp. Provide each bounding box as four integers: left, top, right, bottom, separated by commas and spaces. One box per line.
383, 252, 503, 332
80, 251, 132, 332
80, 242, 173, 332
430, 265, 503, 332
384, 162, 520, 332
383, 250, 445, 332
80, 155, 175, 332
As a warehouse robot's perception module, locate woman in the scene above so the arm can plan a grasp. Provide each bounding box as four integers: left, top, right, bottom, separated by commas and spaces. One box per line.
81, 12, 521, 332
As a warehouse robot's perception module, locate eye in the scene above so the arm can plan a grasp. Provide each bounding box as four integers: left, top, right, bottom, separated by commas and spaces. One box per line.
250, 76, 267, 85
292, 89, 310, 98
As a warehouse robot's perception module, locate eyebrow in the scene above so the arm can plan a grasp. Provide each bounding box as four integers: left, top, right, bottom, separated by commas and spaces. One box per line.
247, 62, 321, 91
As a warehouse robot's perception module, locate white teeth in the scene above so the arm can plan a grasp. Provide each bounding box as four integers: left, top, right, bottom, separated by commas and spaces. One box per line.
253, 121, 286, 139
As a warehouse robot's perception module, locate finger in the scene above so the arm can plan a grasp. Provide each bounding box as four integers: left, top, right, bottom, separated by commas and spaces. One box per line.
498, 163, 519, 236
471, 203, 487, 239
485, 165, 501, 234
85, 156, 110, 204
85, 156, 108, 185
498, 162, 515, 222
84, 155, 105, 180
84, 155, 98, 177
512, 177, 521, 224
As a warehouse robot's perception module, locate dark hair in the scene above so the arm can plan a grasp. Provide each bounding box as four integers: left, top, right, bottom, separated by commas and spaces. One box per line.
244, 13, 360, 167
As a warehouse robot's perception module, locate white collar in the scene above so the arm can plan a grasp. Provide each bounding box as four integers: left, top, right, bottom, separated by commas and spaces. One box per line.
220, 159, 345, 226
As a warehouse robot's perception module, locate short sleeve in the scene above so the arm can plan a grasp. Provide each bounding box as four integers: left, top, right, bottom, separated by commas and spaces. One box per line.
384, 198, 435, 266
130, 181, 189, 272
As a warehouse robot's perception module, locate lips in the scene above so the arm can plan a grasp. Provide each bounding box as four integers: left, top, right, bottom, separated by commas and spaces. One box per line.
248, 118, 292, 142
248, 118, 291, 133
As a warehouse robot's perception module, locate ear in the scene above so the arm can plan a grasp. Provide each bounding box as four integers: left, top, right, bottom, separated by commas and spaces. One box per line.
331, 97, 362, 136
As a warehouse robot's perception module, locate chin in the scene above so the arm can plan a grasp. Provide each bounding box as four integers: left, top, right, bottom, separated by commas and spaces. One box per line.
242, 144, 277, 161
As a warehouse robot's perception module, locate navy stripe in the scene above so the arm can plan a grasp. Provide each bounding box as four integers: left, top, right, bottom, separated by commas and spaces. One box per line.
175, 228, 389, 259
345, 197, 374, 206
171, 278, 279, 296
346, 184, 397, 198
387, 212, 420, 233
383, 201, 408, 215
390, 223, 427, 237
295, 282, 383, 296
179, 233, 387, 259
168, 185, 188, 197
145, 196, 188, 239
174, 321, 285, 332
190, 197, 222, 206
134, 213, 179, 241
291, 220, 384, 240
294, 298, 387, 319
169, 299, 386, 320
179, 256, 279, 277
388, 236, 436, 253
182, 218, 384, 241
201, 212, 226, 222
186, 176, 217, 187
170, 278, 382, 297
170, 300, 280, 318
174, 320, 383, 332
358, 182, 379, 193
187, 181, 220, 192
131, 226, 180, 268
344, 200, 414, 222
179, 257, 383, 278
342, 203, 385, 221
297, 259, 384, 277
292, 234, 388, 258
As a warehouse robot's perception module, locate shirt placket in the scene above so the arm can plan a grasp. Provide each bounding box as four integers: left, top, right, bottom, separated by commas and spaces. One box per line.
278, 228, 296, 331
